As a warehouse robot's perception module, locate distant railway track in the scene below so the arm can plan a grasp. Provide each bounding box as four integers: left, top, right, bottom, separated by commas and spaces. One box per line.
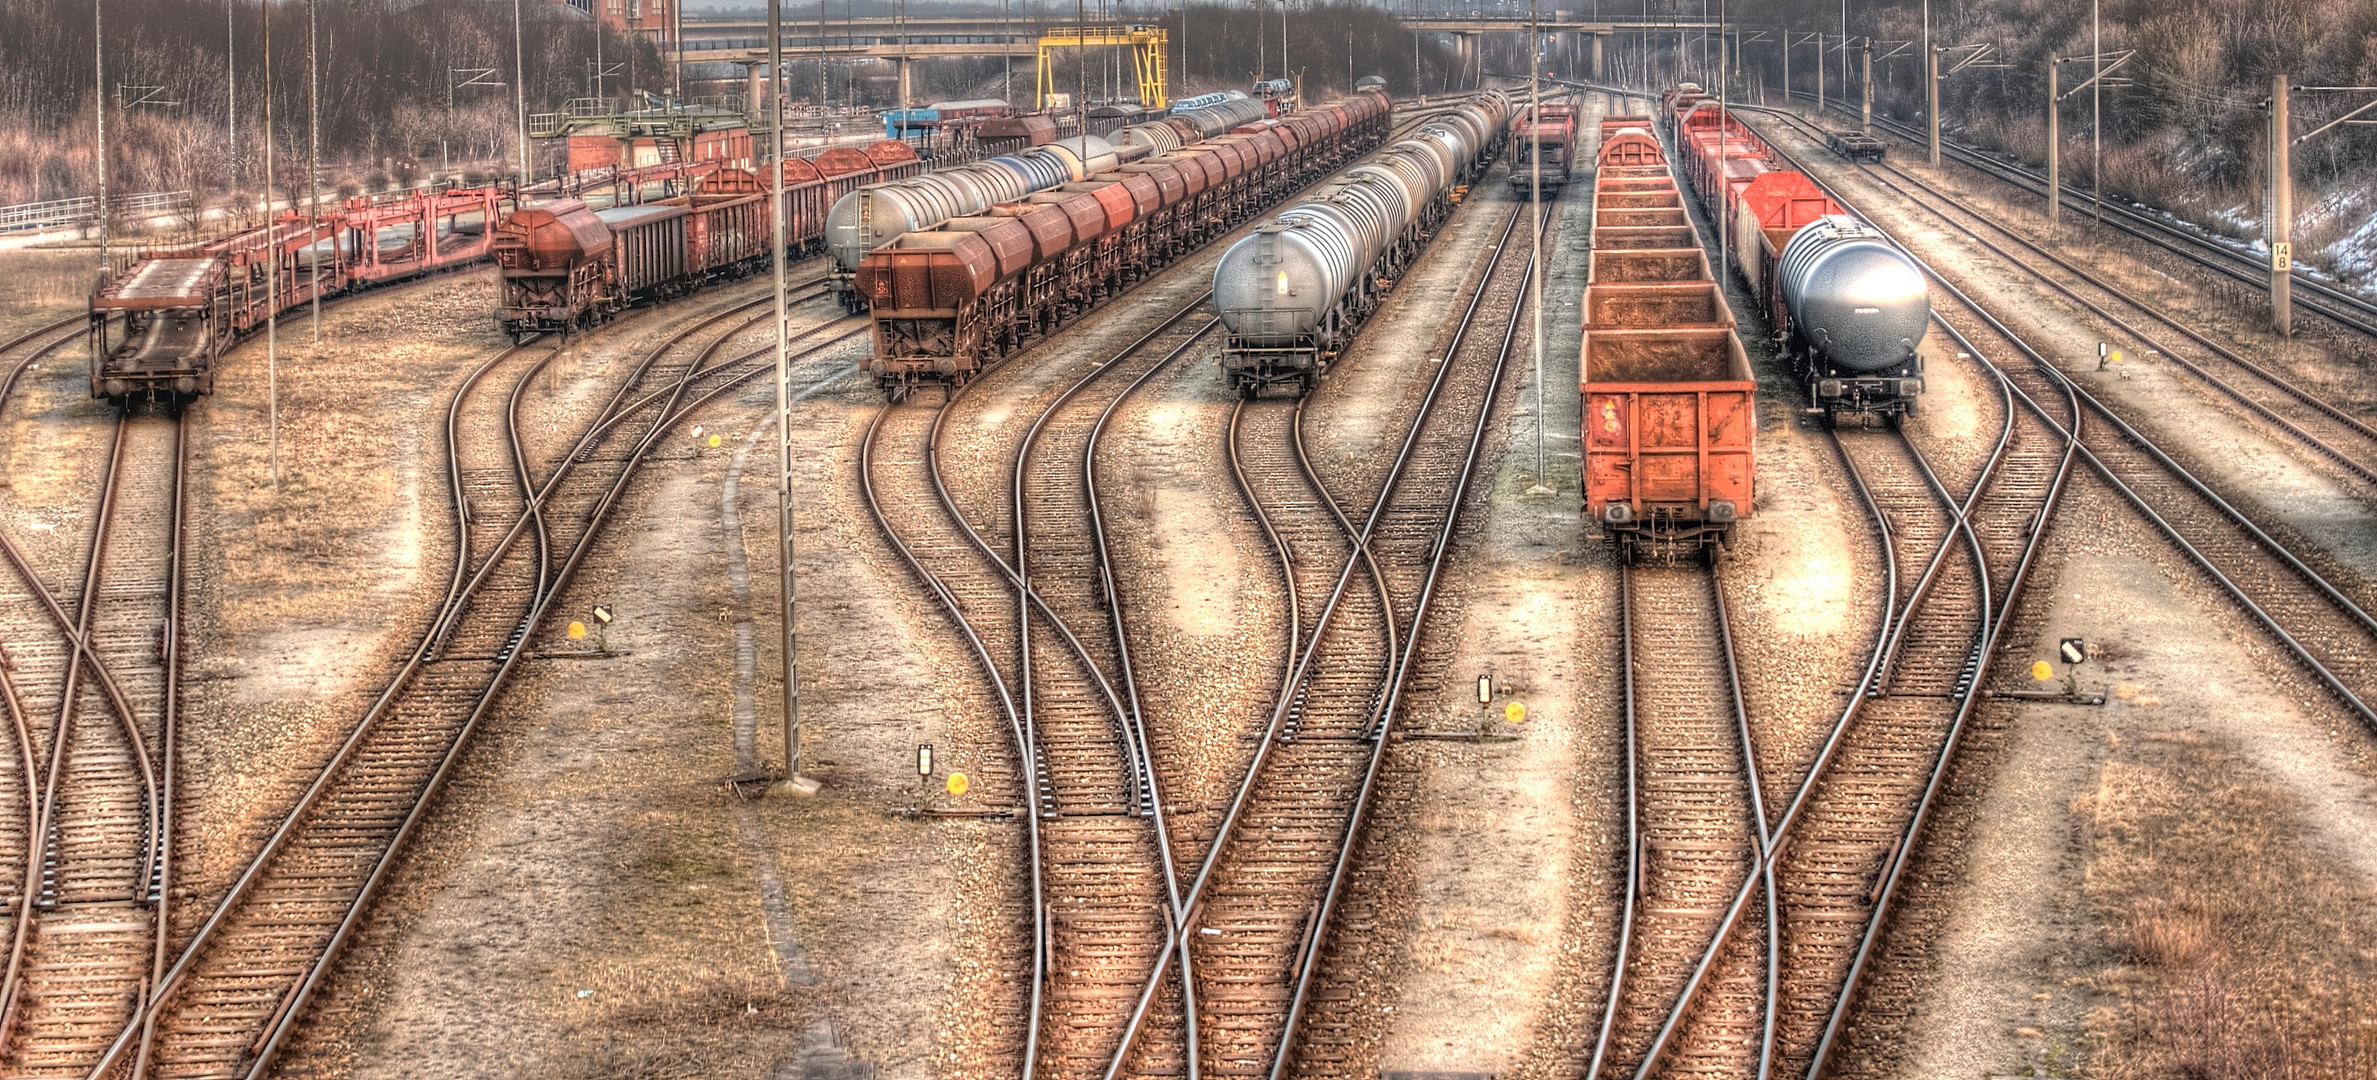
68, 280, 860, 1079
1791, 114, 2377, 493
1776, 88, 2377, 340
1745, 105, 2377, 737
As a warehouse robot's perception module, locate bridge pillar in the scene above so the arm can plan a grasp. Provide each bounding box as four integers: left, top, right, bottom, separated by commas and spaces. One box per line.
1592, 32, 1603, 81
895, 57, 914, 107
744, 61, 768, 114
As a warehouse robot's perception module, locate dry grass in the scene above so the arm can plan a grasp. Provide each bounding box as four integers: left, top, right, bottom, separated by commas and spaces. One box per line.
544, 973, 809, 1080
0, 249, 101, 321
2078, 729, 2377, 1079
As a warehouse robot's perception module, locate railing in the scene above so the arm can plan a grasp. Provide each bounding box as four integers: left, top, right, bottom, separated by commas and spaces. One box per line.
0, 191, 192, 233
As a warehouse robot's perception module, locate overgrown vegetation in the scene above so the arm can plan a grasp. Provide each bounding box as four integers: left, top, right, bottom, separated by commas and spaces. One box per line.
1720, 0, 2377, 277
0, 0, 656, 205
2077, 729, 2377, 1079
1, 0, 1475, 210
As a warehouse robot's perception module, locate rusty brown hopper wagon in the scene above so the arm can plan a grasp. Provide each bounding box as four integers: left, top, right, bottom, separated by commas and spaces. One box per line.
1581, 112, 1755, 561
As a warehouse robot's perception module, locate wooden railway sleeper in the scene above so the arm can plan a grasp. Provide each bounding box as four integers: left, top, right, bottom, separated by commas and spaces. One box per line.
492, 613, 534, 664
36, 823, 56, 909
1279, 679, 1313, 743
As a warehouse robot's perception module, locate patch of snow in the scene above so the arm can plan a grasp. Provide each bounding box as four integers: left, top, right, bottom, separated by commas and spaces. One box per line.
2316, 188, 2377, 279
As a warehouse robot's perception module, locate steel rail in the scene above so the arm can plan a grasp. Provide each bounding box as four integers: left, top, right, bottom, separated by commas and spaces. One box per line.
0, 410, 173, 1065
1180, 198, 1525, 988
1259, 199, 1534, 1080
1562, 84, 1897, 1080
508, 303, 778, 606
1568, 86, 2053, 1080
920, 298, 1208, 1078
0, 325, 180, 1068
1621, 383, 2007, 1079
1065, 314, 1227, 1080
222, 305, 858, 1080
0, 326, 147, 1066
1031, 311, 1221, 1080
854, 111, 1456, 1055
1749, 103, 2377, 730
94, 335, 534, 1080
1857, 157, 2377, 470
1596, 558, 1765, 1080
90, 289, 854, 1079
1701, 103, 2091, 1079
859, 401, 1045, 1080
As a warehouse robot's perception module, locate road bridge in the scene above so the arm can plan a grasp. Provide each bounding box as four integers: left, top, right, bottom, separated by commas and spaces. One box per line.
670, 13, 1729, 92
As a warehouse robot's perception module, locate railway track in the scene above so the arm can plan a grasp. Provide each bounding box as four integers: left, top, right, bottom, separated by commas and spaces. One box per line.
1786, 114, 2377, 493
861, 295, 1217, 1080
62, 283, 861, 1079
1774, 87, 2377, 339
1585, 563, 1764, 1080
1744, 105, 2377, 736
854, 103, 1506, 1080
1550, 89, 2081, 1079
0, 407, 182, 1077
1159, 193, 1535, 1080
0, 313, 188, 1077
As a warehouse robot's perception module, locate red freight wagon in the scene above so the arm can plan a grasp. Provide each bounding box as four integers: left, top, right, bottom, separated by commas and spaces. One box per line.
1581, 98, 1754, 560
1581, 325, 1755, 560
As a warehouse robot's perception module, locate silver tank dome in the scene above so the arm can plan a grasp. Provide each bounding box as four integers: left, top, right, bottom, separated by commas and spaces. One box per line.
1778, 216, 1930, 372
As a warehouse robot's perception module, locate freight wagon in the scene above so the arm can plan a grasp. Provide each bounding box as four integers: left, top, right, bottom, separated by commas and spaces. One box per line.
1666, 96, 1931, 425
1582, 114, 1754, 560
491, 139, 924, 338
1217, 91, 1513, 396
855, 87, 1399, 400
830, 92, 1273, 310
90, 185, 506, 400
1508, 102, 1578, 195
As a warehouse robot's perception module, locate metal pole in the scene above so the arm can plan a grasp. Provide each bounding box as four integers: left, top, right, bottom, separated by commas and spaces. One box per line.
228, 0, 237, 191
1076, 0, 1085, 144
1529, 0, 1547, 495
307, 0, 320, 342
514, 0, 530, 184
263, 0, 279, 487
1860, 40, 1870, 132
2271, 73, 2291, 337
1780, 28, 1787, 109
2091, 0, 2100, 220
2046, 53, 2058, 227
771, 0, 810, 795
595, 13, 604, 102
1815, 31, 1823, 116
95, 0, 107, 275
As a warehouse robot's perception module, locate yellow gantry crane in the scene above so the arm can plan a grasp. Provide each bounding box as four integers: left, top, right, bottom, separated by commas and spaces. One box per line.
1036, 24, 1169, 111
